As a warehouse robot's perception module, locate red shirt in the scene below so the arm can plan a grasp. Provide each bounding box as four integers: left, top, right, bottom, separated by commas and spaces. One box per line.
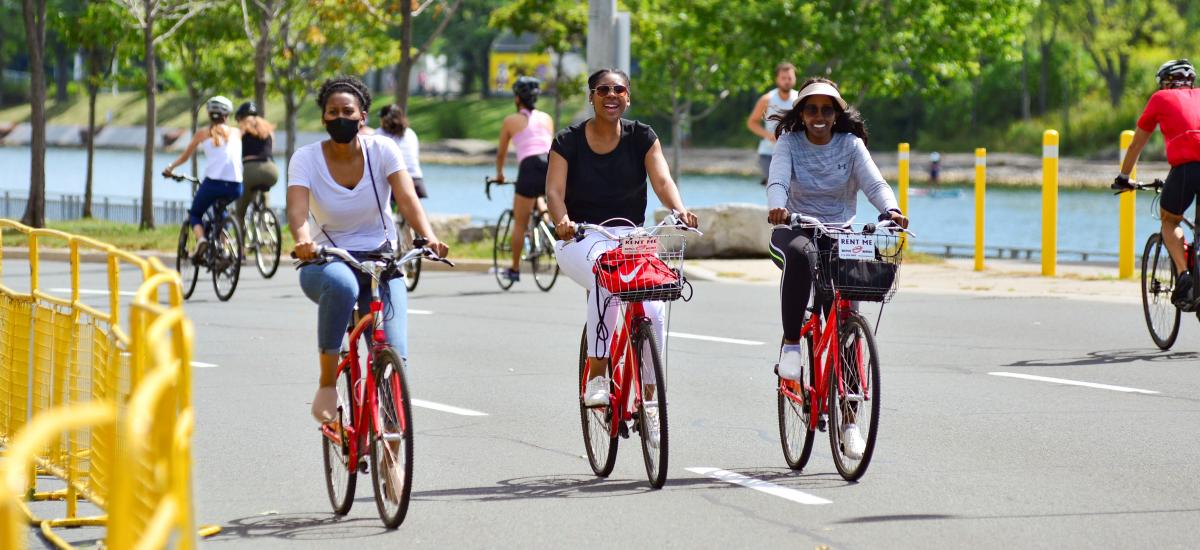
1137, 88, 1200, 167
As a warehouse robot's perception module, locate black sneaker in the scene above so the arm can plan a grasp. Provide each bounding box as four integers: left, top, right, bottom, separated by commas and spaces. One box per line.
504, 268, 520, 282
192, 239, 210, 263
1171, 270, 1193, 308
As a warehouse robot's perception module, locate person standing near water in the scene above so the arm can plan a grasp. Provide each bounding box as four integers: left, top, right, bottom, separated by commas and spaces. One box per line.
747, 62, 798, 186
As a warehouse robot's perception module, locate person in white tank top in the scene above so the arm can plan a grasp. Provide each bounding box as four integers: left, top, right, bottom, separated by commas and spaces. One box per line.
163, 95, 244, 250
746, 63, 797, 185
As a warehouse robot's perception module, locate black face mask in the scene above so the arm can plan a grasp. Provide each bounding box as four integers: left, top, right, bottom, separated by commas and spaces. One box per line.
325, 117, 359, 144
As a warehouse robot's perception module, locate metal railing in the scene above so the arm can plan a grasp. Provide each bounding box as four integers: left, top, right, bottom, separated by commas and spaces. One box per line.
0, 191, 284, 226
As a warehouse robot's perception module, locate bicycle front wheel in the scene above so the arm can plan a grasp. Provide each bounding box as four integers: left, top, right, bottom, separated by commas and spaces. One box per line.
634, 319, 669, 489
777, 336, 816, 470
212, 215, 243, 301
323, 346, 359, 515
176, 222, 200, 299
369, 347, 414, 529
251, 206, 282, 278
1141, 233, 1180, 350
530, 219, 559, 292
579, 327, 617, 477
493, 210, 515, 290
828, 313, 881, 481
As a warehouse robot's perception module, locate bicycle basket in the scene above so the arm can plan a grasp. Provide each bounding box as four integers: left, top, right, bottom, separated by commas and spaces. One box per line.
815, 231, 903, 303
593, 234, 687, 302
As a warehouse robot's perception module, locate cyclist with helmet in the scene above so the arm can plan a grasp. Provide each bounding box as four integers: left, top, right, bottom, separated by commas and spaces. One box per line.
494, 76, 554, 282
378, 104, 426, 198
163, 95, 243, 257
1115, 59, 1200, 307
233, 101, 279, 223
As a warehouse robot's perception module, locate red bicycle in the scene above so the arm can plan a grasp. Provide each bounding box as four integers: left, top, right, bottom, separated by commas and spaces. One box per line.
296, 242, 453, 528
572, 214, 700, 489
776, 214, 909, 481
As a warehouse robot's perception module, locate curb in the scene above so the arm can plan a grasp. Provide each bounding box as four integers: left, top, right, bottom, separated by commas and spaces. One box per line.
2, 246, 173, 264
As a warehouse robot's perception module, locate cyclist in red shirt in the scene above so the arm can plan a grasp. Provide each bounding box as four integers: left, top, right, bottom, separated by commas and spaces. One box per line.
1116, 59, 1200, 306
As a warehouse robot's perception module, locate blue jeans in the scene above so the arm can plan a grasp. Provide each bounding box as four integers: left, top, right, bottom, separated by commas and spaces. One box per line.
299, 261, 409, 358
189, 178, 242, 228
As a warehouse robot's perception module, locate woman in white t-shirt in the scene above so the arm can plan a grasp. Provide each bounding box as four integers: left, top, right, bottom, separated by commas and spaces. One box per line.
377, 104, 426, 198
287, 76, 449, 424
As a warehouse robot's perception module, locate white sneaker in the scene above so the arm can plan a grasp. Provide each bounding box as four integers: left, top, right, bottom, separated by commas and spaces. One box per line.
777, 350, 804, 381
842, 423, 866, 459
642, 407, 661, 449
583, 376, 610, 407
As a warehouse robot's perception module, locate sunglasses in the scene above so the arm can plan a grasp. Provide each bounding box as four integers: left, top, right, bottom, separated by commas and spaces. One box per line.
803, 104, 838, 118
592, 84, 629, 96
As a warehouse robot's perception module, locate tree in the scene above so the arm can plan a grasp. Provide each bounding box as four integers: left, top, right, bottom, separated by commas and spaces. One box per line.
1063, 0, 1181, 107
0, 4, 26, 107
428, 0, 500, 100
114, 0, 212, 229
353, 0, 460, 110
489, 0, 587, 124
20, 0, 48, 227
239, 0, 284, 116
56, 0, 129, 218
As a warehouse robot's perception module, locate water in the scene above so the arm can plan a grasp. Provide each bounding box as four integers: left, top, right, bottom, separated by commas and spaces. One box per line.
0, 146, 1182, 255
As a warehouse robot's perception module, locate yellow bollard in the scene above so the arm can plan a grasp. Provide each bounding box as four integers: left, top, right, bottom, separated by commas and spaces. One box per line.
975, 148, 986, 271
1118, 130, 1137, 279
1042, 130, 1059, 276
898, 143, 910, 249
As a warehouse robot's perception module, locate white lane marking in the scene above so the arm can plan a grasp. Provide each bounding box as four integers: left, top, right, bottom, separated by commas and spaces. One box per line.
410, 399, 488, 416
191, 361, 219, 368
49, 287, 136, 297
687, 467, 832, 505
988, 372, 1159, 395
408, 309, 433, 315
669, 332, 763, 346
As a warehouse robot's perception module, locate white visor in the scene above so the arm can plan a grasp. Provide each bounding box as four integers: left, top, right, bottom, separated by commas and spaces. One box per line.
795, 82, 848, 110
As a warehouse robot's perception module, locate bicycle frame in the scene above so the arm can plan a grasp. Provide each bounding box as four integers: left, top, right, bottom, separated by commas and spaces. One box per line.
579, 301, 649, 438
777, 293, 867, 427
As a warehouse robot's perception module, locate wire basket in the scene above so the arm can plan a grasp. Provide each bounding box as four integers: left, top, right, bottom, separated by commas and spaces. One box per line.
593, 233, 688, 302
814, 231, 904, 303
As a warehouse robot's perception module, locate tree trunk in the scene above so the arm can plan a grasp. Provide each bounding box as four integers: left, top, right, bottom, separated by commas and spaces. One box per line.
140, 11, 156, 230
394, 1, 413, 110
254, 15, 270, 116
1038, 39, 1051, 115
21, 0, 47, 228
84, 84, 97, 218
670, 101, 685, 181
54, 37, 70, 103
553, 51, 565, 126
189, 85, 200, 177
284, 92, 298, 165
1020, 37, 1031, 120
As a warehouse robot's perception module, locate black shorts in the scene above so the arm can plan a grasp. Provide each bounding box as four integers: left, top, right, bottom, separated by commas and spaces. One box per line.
1161, 162, 1200, 216
515, 154, 549, 198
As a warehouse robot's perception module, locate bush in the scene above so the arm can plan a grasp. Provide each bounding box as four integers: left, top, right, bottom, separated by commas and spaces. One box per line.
433, 105, 468, 139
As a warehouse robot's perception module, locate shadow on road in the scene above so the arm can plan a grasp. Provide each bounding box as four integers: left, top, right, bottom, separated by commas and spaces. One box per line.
1006, 349, 1199, 368
204, 512, 391, 543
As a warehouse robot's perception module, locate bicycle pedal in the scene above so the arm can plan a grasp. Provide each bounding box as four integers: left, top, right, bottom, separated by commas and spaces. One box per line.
817, 414, 828, 433
618, 421, 630, 439
357, 460, 369, 474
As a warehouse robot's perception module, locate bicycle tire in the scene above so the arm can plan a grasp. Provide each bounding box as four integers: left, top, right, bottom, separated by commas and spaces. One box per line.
212, 214, 243, 301
1141, 233, 1180, 350
777, 336, 816, 470
176, 222, 200, 299
323, 346, 359, 515
530, 219, 560, 292
252, 206, 282, 279
403, 222, 421, 293
369, 347, 414, 529
578, 327, 617, 477
634, 319, 669, 489
828, 312, 881, 481
493, 209, 515, 290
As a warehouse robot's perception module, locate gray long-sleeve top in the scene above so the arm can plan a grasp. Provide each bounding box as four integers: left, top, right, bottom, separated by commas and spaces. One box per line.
766, 131, 899, 224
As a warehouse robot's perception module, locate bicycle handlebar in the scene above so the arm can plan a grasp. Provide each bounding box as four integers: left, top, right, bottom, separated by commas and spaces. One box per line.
163, 172, 200, 184
291, 244, 455, 272
484, 176, 509, 201
787, 212, 916, 237
572, 211, 704, 242
1113, 178, 1165, 195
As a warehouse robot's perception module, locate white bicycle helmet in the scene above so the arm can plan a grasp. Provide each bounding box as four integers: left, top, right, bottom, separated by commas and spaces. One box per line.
206, 95, 234, 117
1156, 59, 1196, 88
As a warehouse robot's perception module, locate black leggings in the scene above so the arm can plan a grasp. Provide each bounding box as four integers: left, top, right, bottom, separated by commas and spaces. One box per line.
769, 227, 833, 340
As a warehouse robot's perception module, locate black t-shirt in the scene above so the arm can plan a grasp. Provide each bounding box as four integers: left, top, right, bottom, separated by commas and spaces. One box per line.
242, 133, 273, 161
550, 118, 658, 225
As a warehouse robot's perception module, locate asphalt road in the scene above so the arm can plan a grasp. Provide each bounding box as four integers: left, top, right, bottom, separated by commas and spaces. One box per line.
17, 261, 1200, 549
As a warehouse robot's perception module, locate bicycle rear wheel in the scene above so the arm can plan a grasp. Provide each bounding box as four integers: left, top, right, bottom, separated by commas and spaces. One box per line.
212, 214, 242, 301
828, 313, 880, 481
493, 209, 515, 290
369, 347, 414, 529
579, 327, 617, 477
323, 345, 359, 515
176, 222, 200, 299
777, 336, 816, 470
634, 319, 668, 489
1141, 233, 1180, 350
250, 205, 282, 278
530, 219, 559, 292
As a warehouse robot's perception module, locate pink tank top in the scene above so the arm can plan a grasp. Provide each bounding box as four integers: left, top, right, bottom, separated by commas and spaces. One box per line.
512, 108, 552, 162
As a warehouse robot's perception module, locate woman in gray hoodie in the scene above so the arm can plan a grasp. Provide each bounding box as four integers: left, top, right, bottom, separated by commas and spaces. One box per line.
764, 77, 908, 459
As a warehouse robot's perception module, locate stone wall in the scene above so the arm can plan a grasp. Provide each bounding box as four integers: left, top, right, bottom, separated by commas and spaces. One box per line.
655, 203, 770, 258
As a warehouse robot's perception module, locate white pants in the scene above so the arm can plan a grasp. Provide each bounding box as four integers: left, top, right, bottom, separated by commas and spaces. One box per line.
556, 229, 666, 358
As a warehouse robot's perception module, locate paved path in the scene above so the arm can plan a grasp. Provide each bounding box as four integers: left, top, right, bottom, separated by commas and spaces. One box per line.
17, 262, 1200, 548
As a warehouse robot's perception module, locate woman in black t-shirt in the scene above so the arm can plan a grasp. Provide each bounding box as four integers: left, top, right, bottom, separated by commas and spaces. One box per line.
546, 68, 698, 409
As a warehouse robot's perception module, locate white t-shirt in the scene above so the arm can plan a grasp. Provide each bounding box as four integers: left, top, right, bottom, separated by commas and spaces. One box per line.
379, 127, 422, 179
288, 134, 405, 251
